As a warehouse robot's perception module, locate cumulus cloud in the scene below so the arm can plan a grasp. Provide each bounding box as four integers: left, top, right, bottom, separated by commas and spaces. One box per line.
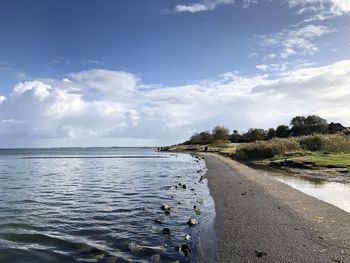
13, 81, 52, 101
258, 24, 334, 58
1, 61, 350, 146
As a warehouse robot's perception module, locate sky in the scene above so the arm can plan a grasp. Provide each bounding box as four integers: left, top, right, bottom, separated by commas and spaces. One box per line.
0, 0, 349, 147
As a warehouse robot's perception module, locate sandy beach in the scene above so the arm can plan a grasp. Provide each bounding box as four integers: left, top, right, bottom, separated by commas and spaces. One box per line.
202, 153, 350, 263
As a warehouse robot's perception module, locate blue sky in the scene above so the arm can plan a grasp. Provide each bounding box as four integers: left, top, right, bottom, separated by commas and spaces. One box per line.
0, 0, 350, 147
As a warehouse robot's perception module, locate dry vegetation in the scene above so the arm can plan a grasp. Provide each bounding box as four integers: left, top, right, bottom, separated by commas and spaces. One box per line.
235, 134, 350, 160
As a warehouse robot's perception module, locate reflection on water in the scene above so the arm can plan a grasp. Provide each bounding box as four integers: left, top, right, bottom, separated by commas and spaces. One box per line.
270, 174, 350, 213
0, 148, 215, 263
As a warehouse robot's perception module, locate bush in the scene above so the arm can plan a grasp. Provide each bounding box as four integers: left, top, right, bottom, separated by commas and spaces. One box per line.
300, 136, 324, 151
235, 138, 300, 160
235, 134, 350, 160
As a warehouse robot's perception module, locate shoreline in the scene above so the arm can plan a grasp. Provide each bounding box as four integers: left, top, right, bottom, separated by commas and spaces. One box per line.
201, 153, 350, 262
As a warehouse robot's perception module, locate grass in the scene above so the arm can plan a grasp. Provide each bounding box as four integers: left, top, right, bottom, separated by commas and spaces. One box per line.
270, 152, 350, 170
163, 142, 239, 155
235, 134, 350, 160
163, 133, 350, 173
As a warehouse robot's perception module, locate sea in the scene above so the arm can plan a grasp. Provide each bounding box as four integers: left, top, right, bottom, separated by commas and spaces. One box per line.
0, 148, 216, 263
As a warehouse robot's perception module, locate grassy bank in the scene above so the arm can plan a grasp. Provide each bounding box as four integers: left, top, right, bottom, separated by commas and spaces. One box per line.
235, 134, 350, 160
234, 134, 350, 171
164, 134, 350, 177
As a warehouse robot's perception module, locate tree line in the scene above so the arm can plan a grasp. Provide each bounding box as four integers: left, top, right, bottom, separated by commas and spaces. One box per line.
185, 115, 337, 145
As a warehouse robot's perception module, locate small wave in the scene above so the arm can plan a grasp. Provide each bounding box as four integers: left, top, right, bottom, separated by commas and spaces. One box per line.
21, 155, 168, 159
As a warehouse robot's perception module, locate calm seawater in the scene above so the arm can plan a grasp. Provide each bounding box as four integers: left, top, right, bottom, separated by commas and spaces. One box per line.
0, 148, 215, 263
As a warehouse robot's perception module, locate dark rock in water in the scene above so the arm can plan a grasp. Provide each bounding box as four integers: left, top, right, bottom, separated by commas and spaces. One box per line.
161, 204, 171, 215
178, 183, 182, 186
176, 244, 192, 256
161, 203, 171, 211
154, 219, 162, 224
190, 188, 195, 191
162, 228, 171, 235
182, 184, 187, 189
241, 192, 247, 195
187, 218, 198, 227
175, 185, 178, 189
193, 205, 197, 209
254, 250, 267, 257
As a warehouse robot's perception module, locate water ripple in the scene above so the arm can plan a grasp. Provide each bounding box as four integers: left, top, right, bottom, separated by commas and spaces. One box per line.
0, 148, 215, 262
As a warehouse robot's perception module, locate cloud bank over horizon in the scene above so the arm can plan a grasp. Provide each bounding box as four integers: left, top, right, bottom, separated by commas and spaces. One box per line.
1, 60, 350, 147
0, 0, 349, 147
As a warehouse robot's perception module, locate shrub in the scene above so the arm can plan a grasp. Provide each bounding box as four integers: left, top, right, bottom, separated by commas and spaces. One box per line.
235, 138, 300, 160
300, 136, 324, 151
235, 134, 350, 160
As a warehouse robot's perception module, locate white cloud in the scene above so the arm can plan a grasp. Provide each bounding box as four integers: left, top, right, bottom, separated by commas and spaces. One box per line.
13, 81, 52, 101
68, 69, 138, 97
175, 0, 237, 13
1, 61, 350, 146
256, 64, 269, 71
288, 0, 350, 21
259, 24, 334, 58
0, 96, 6, 105
264, 53, 277, 60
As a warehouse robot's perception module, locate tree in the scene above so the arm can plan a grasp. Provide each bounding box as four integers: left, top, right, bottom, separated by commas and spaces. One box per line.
230, 129, 243, 143
242, 128, 266, 142
198, 131, 213, 144
212, 126, 230, 141
188, 131, 213, 145
291, 115, 328, 136
266, 128, 276, 140
275, 125, 291, 138
305, 115, 328, 134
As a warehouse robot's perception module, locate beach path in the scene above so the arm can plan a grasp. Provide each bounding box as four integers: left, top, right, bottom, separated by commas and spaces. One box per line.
202, 153, 350, 263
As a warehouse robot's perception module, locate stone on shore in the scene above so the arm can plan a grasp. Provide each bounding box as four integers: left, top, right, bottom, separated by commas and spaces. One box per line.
187, 218, 198, 227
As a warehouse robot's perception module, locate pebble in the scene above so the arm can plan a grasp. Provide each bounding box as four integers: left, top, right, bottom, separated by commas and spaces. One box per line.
187, 218, 198, 227
154, 219, 162, 224
254, 250, 267, 257
185, 234, 192, 240
177, 244, 192, 256
161, 204, 171, 211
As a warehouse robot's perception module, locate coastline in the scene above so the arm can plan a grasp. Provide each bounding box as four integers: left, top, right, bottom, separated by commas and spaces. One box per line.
162, 140, 350, 184
201, 153, 350, 262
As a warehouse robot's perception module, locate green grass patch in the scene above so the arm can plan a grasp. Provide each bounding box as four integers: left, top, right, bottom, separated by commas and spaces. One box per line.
273, 152, 350, 169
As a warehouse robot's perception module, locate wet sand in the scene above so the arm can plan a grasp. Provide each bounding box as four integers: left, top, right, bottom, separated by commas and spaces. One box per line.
202, 153, 350, 263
